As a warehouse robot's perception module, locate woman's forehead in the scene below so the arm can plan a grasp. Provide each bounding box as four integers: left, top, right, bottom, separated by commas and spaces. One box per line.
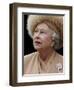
36, 23, 50, 30
35, 23, 54, 33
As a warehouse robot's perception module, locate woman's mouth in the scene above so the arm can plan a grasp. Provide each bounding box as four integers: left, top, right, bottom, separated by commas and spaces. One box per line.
33, 40, 42, 49
34, 41, 41, 45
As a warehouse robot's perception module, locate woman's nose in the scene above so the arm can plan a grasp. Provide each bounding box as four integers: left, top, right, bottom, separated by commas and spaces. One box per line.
35, 31, 40, 36
34, 31, 40, 39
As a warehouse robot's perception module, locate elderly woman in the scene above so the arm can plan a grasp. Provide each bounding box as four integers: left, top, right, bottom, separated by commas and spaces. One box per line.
24, 15, 63, 74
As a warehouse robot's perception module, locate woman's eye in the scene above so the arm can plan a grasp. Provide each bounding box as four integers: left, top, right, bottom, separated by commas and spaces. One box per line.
34, 30, 38, 33
40, 31, 45, 34
41, 32, 44, 33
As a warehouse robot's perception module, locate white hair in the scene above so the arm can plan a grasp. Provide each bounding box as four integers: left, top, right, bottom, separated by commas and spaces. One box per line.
52, 32, 61, 50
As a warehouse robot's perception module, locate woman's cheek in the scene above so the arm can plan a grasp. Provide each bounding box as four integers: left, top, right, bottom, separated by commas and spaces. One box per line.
41, 35, 50, 41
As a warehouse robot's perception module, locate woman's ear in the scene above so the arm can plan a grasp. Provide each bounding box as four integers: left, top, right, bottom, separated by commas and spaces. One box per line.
51, 41, 55, 47
50, 36, 55, 47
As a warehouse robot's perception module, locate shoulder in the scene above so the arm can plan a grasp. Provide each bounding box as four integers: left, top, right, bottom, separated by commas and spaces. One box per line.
24, 52, 37, 60
55, 52, 63, 72
24, 52, 38, 65
56, 53, 63, 65
24, 52, 38, 73
55, 52, 63, 61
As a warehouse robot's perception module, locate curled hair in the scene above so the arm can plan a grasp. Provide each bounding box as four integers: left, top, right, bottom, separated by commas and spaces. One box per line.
52, 31, 61, 50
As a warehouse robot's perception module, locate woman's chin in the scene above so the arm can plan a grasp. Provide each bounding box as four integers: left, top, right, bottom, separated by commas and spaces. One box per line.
34, 46, 42, 51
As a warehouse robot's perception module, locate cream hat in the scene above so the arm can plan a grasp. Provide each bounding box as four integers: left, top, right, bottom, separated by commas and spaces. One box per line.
27, 15, 63, 49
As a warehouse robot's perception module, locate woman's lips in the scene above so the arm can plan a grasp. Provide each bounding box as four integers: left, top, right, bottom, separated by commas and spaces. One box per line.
34, 41, 41, 44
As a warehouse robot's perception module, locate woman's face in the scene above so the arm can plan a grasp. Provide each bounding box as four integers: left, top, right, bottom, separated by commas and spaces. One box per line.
33, 23, 54, 51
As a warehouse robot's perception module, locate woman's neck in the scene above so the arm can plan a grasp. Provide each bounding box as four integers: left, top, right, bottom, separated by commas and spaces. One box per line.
38, 47, 54, 61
